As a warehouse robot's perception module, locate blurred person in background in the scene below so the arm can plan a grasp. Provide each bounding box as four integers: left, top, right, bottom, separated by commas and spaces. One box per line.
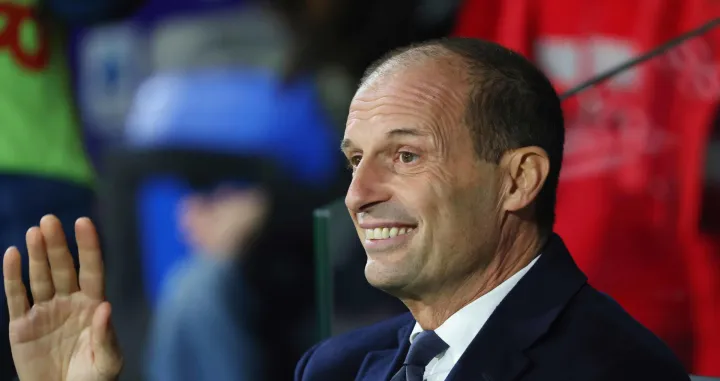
120, 66, 343, 381
180, 187, 269, 261
146, 186, 268, 381
0, 0, 141, 379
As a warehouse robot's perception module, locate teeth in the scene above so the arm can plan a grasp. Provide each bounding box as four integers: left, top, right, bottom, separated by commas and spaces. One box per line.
365, 226, 415, 240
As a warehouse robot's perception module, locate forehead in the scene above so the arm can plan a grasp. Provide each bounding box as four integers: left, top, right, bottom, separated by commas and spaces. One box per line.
346, 62, 469, 137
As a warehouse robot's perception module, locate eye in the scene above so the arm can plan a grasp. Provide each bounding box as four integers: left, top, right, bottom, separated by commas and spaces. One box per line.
347, 155, 362, 170
398, 151, 419, 164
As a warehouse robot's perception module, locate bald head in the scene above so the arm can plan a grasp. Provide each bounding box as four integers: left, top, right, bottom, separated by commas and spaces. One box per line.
359, 44, 467, 91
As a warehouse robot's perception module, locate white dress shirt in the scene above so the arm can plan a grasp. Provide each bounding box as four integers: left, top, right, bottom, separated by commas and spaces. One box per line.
409, 255, 541, 381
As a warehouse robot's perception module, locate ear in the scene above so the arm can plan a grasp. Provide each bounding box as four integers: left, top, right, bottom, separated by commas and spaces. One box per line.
499, 146, 550, 213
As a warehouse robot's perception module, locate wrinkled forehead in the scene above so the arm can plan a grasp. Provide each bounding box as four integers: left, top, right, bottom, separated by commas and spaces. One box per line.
346, 63, 469, 134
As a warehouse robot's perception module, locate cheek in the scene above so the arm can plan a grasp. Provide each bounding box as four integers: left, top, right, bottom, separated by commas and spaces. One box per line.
434, 174, 496, 238
392, 165, 471, 229
409, 171, 453, 223
425, 164, 459, 200
416, 173, 472, 252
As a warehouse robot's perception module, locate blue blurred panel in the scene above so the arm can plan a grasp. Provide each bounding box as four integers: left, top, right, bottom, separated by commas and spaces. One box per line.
125, 69, 340, 187
136, 177, 193, 305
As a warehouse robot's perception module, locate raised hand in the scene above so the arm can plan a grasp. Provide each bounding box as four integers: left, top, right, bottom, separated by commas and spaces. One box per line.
3, 215, 122, 381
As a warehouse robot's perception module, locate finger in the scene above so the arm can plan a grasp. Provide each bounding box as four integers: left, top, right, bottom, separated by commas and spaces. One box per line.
3, 247, 29, 320
39, 215, 79, 295
26, 227, 55, 302
91, 302, 123, 377
75, 218, 104, 300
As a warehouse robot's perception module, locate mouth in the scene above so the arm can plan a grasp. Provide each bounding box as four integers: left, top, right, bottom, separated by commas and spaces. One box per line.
361, 225, 417, 252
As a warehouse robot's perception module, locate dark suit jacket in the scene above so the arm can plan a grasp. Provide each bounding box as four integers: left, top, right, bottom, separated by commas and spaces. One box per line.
295, 234, 690, 381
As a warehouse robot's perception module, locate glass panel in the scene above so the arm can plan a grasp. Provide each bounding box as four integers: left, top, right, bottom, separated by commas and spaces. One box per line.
313, 199, 406, 340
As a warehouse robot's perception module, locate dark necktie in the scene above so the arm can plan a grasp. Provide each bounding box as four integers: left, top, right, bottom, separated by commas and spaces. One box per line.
390, 330, 449, 381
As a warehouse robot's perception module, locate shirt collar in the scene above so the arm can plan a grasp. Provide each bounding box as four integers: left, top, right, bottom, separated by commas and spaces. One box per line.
409, 255, 541, 361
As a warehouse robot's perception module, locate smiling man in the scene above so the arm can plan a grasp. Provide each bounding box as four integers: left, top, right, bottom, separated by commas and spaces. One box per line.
2, 37, 690, 381
295, 38, 690, 381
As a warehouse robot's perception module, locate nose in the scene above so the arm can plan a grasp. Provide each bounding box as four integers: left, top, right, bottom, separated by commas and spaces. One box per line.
345, 160, 391, 213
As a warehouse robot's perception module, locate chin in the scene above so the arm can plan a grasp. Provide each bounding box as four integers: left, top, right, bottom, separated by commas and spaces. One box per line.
364, 261, 412, 294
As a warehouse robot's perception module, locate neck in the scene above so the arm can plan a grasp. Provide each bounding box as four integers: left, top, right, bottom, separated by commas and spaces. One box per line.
405, 225, 545, 330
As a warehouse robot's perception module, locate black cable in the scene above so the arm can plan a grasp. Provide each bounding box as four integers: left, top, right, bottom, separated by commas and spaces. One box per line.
560, 17, 720, 101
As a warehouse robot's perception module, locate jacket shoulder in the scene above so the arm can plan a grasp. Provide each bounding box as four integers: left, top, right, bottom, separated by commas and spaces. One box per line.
545, 285, 688, 378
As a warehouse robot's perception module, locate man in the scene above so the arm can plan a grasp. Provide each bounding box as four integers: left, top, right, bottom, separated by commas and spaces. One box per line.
146, 186, 268, 381
2, 38, 689, 381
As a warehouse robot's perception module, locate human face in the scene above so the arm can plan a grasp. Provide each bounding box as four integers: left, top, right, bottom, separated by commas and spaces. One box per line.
342, 63, 503, 299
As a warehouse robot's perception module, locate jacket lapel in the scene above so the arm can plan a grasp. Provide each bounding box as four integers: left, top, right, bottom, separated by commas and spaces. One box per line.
356, 322, 413, 381
447, 234, 588, 381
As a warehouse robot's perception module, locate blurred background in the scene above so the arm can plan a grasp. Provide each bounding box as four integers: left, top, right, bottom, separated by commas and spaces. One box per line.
0, 0, 718, 379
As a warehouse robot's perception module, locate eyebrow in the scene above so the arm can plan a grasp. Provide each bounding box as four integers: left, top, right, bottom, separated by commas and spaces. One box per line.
340, 127, 429, 152
340, 138, 354, 152
386, 127, 428, 139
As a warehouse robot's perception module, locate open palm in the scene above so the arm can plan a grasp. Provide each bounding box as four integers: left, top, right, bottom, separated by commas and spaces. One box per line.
3, 215, 122, 381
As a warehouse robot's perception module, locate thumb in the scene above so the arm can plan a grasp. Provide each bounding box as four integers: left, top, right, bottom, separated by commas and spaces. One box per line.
91, 302, 123, 377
